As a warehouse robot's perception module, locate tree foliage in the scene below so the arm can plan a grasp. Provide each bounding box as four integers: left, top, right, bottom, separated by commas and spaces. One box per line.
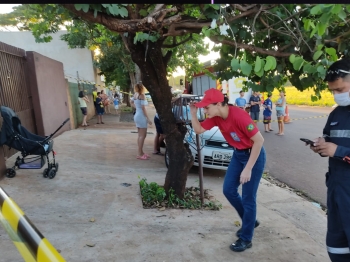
2, 4, 350, 198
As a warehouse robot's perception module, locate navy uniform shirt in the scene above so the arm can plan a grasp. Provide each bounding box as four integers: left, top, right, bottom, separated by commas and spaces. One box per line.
249, 95, 261, 112
323, 105, 350, 171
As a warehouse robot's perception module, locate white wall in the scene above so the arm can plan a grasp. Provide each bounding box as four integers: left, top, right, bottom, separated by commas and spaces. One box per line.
0, 30, 96, 83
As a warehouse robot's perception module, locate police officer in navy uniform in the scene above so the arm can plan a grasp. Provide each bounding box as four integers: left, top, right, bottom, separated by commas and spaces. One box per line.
309, 59, 350, 261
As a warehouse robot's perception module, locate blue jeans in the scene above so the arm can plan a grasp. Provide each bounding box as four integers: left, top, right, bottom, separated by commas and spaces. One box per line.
250, 111, 260, 121
223, 147, 266, 242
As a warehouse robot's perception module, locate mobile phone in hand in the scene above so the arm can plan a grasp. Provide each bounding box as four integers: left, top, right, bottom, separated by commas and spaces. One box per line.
300, 138, 315, 146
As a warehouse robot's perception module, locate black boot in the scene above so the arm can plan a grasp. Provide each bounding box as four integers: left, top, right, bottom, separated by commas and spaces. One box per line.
230, 238, 252, 252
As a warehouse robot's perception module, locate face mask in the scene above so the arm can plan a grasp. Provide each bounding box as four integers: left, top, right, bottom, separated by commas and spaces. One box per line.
334, 91, 350, 106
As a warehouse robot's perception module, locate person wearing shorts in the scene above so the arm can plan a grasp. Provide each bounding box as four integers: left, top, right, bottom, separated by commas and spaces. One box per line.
113, 93, 120, 115
153, 113, 165, 155
275, 91, 286, 135
262, 93, 273, 132
95, 92, 105, 124
78, 90, 89, 127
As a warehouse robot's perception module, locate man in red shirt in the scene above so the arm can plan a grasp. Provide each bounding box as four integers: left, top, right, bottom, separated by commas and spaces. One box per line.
189, 88, 266, 252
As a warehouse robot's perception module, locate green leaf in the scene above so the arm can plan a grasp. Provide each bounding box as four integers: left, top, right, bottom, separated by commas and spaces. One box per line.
331, 4, 342, 14
266, 84, 274, 92
338, 10, 347, 21
317, 23, 327, 36
320, 13, 331, 24
118, 7, 128, 17
231, 59, 240, 71
325, 47, 336, 56
317, 44, 324, 51
230, 25, 238, 34
303, 18, 311, 31
82, 4, 90, 13
209, 4, 220, 10
289, 54, 296, 64
266, 56, 276, 70
310, 5, 322, 15
310, 27, 317, 38
313, 50, 323, 61
240, 61, 252, 76
303, 63, 317, 74
255, 60, 265, 77
101, 4, 110, 8
139, 9, 148, 16
317, 65, 327, 78
74, 4, 84, 11
94, 9, 98, 18
347, 6, 350, 13
254, 56, 262, 73
293, 57, 305, 71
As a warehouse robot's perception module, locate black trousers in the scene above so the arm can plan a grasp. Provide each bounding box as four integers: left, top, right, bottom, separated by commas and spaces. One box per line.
326, 171, 350, 261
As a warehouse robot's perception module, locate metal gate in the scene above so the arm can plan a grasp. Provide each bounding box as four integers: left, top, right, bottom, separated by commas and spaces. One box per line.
0, 41, 36, 158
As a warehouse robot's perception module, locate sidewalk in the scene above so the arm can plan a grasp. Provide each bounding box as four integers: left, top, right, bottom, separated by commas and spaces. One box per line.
0, 104, 328, 262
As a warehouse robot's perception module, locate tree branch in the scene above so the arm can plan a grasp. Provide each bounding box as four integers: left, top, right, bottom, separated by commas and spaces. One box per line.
210, 35, 294, 57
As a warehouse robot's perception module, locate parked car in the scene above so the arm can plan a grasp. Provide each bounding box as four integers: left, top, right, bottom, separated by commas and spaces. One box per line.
165, 125, 233, 171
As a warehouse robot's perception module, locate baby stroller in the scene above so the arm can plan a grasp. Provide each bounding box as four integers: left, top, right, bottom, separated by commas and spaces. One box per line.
0, 106, 69, 179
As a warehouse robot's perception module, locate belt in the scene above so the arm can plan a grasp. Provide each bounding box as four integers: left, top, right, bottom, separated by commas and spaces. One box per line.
234, 148, 252, 153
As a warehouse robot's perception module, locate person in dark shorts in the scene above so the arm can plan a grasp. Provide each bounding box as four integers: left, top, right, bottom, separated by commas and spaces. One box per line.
95, 92, 105, 124
262, 93, 273, 132
153, 113, 165, 155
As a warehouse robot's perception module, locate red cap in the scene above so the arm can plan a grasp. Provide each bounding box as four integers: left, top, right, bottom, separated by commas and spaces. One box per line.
195, 88, 224, 108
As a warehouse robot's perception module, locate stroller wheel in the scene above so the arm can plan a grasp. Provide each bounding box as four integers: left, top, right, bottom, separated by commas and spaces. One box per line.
6, 168, 16, 178
43, 168, 49, 178
48, 169, 56, 179
55, 163, 59, 172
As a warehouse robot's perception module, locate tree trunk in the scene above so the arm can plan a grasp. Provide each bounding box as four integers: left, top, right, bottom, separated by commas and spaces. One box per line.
124, 36, 193, 198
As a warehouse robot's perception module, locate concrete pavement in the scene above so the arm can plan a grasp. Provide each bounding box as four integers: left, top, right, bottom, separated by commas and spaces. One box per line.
0, 105, 329, 262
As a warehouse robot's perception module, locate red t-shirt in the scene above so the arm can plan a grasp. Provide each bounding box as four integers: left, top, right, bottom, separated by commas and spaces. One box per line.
200, 106, 259, 149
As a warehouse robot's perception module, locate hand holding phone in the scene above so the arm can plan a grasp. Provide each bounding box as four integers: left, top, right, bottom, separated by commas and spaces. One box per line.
300, 138, 315, 146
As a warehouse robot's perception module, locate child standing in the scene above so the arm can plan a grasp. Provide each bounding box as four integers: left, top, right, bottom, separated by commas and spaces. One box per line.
113, 93, 120, 115
263, 93, 273, 132
95, 92, 105, 124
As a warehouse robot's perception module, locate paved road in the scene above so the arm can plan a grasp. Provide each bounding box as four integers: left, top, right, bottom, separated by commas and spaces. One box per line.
257, 105, 334, 206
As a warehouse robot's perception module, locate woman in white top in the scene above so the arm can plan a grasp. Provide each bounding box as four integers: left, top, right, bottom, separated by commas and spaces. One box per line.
130, 83, 152, 160
78, 90, 90, 127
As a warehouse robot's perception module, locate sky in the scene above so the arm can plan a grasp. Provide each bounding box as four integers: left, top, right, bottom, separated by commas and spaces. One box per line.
0, 4, 220, 76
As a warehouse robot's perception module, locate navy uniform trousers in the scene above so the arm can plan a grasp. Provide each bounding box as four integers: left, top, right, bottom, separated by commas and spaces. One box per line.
323, 105, 350, 261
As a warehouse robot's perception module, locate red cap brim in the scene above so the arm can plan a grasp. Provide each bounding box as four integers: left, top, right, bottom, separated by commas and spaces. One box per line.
194, 100, 210, 108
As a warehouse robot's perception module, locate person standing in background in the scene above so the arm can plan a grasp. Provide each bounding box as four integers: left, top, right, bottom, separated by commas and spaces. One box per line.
275, 91, 286, 136
235, 90, 247, 110
249, 91, 261, 122
78, 90, 90, 127
95, 92, 105, 124
262, 93, 273, 132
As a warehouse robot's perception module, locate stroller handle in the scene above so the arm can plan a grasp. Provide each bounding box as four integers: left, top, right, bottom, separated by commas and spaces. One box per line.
44, 118, 70, 142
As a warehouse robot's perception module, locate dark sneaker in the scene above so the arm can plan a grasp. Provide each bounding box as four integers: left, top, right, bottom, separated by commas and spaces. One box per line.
236, 220, 260, 237
230, 238, 252, 252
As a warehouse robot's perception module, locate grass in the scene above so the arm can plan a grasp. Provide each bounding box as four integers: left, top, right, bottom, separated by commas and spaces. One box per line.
267, 86, 336, 107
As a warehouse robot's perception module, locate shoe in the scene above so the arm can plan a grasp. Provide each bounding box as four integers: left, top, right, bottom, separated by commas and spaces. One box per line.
230, 238, 252, 252
136, 154, 149, 160
101, 122, 105, 124
236, 220, 260, 237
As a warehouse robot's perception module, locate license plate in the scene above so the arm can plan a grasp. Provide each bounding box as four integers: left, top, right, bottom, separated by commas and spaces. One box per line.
212, 151, 232, 161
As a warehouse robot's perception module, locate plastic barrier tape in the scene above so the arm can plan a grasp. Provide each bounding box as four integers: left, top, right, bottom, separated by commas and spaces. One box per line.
0, 187, 65, 262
